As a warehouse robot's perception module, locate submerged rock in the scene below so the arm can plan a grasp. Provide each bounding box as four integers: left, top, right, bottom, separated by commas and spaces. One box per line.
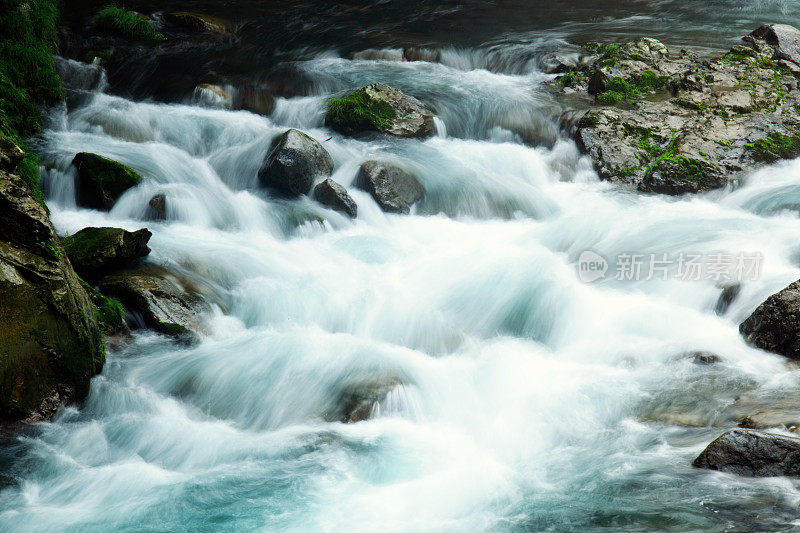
73, 152, 142, 210
62, 227, 151, 279
327, 377, 401, 423
313, 178, 357, 218
0, 143, 104, 422
325, 83, 435, 138
556, 27, 800, 195
356, 161, 424, 214
740, 280, 800, 359
693, 429, 800, 477
99, 266, 211, 341
147, 194, 166, 221
233, 86, 275, 116
258, 129, 334, 197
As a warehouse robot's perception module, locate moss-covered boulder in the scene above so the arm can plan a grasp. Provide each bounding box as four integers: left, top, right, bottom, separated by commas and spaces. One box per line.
325, 83, 435, 138
78, 278, 127, 336
62, 226, 151, 279
0, 144, 104, 423
99, 266, 211, 342
258, 129, 334, 197
72, 152, 142, 210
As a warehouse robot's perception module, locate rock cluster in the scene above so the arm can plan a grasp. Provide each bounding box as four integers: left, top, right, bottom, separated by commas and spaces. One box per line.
554, 25, 800, 195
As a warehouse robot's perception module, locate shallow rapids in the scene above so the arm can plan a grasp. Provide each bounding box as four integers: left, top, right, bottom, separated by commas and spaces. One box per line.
5, 22, 800, 532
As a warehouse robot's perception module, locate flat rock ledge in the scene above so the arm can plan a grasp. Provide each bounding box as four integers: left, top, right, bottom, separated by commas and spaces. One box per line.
551, 25, 800, 194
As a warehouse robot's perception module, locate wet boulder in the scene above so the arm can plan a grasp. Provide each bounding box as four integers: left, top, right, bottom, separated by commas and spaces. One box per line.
99, 266, 211, 341
0, 143, 104, 422
73, 152, 142, 210
693, 429, 800, 477
740, 280, 800, 359
325, 83, 435, 138
258, 129, 334, 197
313, 178, 357, 218
62, 227, 151, 279
355, 161, 424, 214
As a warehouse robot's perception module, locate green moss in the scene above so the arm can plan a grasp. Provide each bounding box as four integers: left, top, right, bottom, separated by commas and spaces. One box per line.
94, 5, 164, 43
558, 71, 581, 88
77, 276, 126, 334
154, 322, 189, 336
597, 71, 667, 105
326, 88, 396, 132
62, 227, 121, 260
745, 131, 800, 163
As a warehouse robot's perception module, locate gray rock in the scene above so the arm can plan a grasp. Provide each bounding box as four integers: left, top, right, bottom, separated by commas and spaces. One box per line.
748, 24, 800, 66
258, 129, 334, 197
693, 429, 800, 477
99, 266, 211, 342
355, 161, 424, 214
740, 280, 800, 359
313, 178, 357, 218
62, 226, 151, 279
349, 49, 404, 62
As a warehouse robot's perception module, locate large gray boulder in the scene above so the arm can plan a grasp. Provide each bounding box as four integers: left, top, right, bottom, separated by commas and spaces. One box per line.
748, 24, 800, 66
313, 178, 357, 218
62, 226, 151, 279
326, 84, 435, 138
99, 266, 211, 342
693, 429, 800, 477
0, 142, 104, 423
355, 161, 424, 214
258, 129, 334, 197
740, 280, 800, 359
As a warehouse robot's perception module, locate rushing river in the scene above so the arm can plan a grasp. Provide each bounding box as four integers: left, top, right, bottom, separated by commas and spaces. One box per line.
5, 1, 800, 531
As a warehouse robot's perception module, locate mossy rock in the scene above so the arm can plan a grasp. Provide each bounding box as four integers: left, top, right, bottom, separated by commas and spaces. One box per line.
78, 277, 126, 335
62, 226, 151, 279
0, 171, 104, 422
325, 83, 435, 138
72, 152, 142, 210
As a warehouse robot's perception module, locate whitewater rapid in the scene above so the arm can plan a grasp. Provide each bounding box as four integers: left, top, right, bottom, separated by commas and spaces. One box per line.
4, 52, 800, 531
